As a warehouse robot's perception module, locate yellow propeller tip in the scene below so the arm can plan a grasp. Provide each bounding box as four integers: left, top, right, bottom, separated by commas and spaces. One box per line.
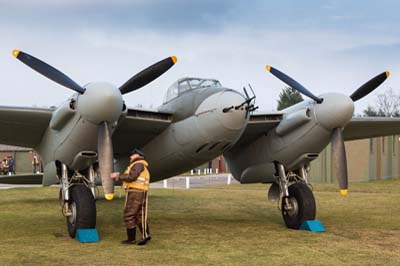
266, 65, 271, 72
385, 71, 390, 78
105, 193, 114, 200
171, 56, 177, 64
12, 49, 20, 58
340, 189, 348, 196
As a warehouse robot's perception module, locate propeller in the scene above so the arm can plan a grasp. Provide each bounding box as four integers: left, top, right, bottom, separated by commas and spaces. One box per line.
98, 122, 114, 200
266, 65, 323, 103
350, 71, 390, 102
13, 49, 177, 200
12, 50, 85, 94
331, 128, 348, 195
265, 65, 390, 195
119, 56, 177, 94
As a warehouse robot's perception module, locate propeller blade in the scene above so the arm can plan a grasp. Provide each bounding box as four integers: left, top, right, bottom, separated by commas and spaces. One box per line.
98, 122, 114, 200
119, 56, 177, 95
350, 71, 390, 102
266, 65, 323, 103
331, 128, 348, 195
12, 50, 85, 94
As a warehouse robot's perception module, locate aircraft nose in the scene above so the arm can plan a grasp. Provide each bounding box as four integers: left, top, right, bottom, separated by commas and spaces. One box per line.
195, 89, 248, 131
314, 93, 354, 130
77, 82, 124, 124
218, 90, 248, 130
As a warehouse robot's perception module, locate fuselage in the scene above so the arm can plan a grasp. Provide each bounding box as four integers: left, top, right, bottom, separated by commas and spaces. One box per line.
116, 78, 249, 181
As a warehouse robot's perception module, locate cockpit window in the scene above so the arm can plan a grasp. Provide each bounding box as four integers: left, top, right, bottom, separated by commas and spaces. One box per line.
163, 77, 222, 103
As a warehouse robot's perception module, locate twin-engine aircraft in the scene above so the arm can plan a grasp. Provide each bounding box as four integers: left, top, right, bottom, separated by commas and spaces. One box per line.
0, 49, 396, 237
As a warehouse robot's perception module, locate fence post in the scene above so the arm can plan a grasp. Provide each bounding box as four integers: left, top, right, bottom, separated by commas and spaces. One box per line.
186, 177, 190, 189
227, 174, 232, 185
163, 179, 168, 188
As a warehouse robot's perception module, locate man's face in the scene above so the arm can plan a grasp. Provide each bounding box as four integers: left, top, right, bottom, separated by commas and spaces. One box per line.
130, 153, 139, 162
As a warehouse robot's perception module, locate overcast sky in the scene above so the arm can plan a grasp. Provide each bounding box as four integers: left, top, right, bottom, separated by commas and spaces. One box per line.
1, 0, 399, 113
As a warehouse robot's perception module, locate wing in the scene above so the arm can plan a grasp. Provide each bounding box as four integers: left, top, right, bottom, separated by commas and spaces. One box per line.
0, 106, 52, 148
231, 112, 283, 147
344, 117, 400, 141
112, 108, 172, 155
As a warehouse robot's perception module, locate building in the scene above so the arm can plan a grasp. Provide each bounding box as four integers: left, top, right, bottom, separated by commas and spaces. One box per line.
0, 145, 36, 174
197, 136, 400, 183
306, 136, 399, 183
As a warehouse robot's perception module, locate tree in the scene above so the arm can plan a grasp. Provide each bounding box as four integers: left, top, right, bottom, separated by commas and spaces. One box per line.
363, 105, 380, 117
277, 87, 303, 111
363, 88, 400, 117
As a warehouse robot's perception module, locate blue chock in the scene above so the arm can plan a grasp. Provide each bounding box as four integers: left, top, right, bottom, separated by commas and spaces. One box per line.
300, 220, 326, 232
75, 228, 99, 243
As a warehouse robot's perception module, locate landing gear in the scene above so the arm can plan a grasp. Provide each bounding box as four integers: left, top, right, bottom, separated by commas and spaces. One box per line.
281, 182, 315, 229
58, 162, 97, 238
272, 162, 316, 229
66, 184, 96, 237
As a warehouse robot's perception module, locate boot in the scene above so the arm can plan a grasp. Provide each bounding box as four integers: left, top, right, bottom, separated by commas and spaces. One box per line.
137, 224, 151, 245
121, 228, 136, 244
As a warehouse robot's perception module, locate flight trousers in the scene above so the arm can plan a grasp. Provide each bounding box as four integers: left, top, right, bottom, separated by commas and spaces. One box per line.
124, 190, 147, 229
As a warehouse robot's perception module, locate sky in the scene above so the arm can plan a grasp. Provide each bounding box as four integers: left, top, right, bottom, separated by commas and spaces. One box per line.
0, 0, 399, 114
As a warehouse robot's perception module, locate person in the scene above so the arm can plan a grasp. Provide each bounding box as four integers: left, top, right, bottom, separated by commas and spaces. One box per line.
2, 157, 9, 175
8, 156, 15, 175
111, 148, 151, 245
32, 154, 39, 174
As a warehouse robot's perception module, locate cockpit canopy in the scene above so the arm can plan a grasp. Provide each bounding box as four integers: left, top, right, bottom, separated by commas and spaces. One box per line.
163, 77, 222, 103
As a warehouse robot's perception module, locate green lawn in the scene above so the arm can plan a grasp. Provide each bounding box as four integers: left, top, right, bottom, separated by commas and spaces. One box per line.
0, 179, 399, 266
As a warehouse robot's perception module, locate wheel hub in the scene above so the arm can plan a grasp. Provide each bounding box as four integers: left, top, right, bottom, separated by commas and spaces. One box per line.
67, 202, 77, 226
284, 197, 299, 217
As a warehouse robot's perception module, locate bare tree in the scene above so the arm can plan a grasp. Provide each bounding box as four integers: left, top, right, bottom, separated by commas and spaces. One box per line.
363, 88, 400, 117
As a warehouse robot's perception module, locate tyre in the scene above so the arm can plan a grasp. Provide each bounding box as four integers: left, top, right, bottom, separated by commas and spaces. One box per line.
281, 182, 316, 229
66, 184, 96, 238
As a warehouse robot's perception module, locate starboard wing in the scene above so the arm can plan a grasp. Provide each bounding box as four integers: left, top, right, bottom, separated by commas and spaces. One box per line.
0, 106, 52, 148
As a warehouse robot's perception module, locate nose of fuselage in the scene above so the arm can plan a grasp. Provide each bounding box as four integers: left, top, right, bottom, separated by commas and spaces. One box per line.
194, 89, 248, 130
314, 93, 354, 130
217, 90, 248, 130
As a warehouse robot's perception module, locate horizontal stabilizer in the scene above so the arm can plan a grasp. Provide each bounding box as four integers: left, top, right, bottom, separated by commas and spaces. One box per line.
0, 174, 43, 184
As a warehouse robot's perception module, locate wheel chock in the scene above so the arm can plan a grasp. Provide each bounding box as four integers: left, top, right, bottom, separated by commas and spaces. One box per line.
75, 228, 99, 243
300, 220, 325, 232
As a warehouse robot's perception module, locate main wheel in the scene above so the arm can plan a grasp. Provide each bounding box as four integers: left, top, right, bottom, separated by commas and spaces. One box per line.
281, 182, 316, 229
66, 184, 96, 238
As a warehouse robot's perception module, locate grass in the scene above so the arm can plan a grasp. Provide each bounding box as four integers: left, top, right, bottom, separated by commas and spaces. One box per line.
0, 179, 400, 266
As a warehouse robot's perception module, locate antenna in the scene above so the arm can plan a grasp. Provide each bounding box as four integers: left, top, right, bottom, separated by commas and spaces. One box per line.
243, 86, 250, 99
248, 83, 256, 99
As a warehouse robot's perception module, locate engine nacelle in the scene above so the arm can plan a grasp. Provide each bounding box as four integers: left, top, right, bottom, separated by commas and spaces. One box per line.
49, 98, 77, 130
276, 108, 310, 136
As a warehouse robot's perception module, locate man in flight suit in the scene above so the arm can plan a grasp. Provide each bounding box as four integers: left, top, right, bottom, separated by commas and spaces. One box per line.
111, 148, 151, 245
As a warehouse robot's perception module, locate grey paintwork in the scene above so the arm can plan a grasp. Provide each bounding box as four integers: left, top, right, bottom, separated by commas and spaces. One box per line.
224, 93, 355, 183
1, 79, 400, 188
7, 78, 247, 185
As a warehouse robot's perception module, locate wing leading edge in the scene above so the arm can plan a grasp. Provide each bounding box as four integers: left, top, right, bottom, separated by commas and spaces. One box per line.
230, 113, 283, 148
112, 107, 173, 155
0, 106, 52, 148
344, 117, 400, 141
